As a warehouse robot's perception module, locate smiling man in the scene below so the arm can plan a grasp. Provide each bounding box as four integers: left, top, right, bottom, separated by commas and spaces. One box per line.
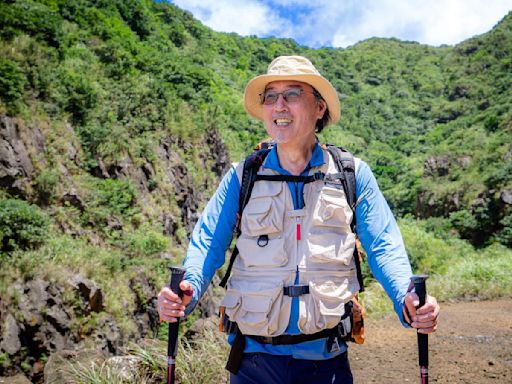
157, 56, 440, 383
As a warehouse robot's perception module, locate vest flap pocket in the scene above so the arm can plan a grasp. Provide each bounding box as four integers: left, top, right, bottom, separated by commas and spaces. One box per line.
227, 285, 287, 336
241, 294, 272, 312
237, 235, 287, 268
298, 273, 358, 334
250, 180, 283, 198
244, 198, 272, 215
307, 232, 355, 266
312, 186, 352, 228
221, 290, 240, 309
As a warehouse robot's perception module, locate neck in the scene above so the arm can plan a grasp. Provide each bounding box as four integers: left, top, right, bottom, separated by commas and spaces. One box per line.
277, 139, 316, 175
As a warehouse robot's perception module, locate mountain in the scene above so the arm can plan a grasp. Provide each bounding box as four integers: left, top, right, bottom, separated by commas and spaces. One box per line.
0, 1, 510, 381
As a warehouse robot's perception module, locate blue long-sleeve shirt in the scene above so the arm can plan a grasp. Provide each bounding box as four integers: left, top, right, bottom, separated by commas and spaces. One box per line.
183, 143, 412, 359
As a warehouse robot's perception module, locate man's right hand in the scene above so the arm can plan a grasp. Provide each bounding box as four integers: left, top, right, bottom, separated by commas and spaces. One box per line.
157, 280, 194, 323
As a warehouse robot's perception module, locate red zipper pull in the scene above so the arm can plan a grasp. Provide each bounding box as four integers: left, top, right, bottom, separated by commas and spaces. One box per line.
296, 222, 301, 240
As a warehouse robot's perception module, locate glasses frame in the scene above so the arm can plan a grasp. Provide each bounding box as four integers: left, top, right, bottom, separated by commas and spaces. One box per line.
259, 88, 318, 105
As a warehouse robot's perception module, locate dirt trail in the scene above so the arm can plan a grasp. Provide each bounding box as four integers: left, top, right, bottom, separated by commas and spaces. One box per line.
350, 299, 512, 383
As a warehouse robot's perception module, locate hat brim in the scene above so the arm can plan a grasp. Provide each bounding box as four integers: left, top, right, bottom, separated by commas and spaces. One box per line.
243, 74, 341, 126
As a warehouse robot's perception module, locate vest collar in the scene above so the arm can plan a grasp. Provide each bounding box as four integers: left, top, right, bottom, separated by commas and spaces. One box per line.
264, 142, 325, 174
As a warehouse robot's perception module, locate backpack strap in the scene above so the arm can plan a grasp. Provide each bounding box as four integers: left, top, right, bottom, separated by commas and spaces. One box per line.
325, 145, 364, 291
219, 146, 272, 288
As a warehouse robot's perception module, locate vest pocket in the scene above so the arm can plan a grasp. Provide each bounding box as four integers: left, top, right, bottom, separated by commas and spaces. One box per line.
298, 273, 358, 334
308, 232, 355, 265
221, 285, 285, 336
241, 182, 284, 237
312, 186, 352, 228
237, 234, 287, 268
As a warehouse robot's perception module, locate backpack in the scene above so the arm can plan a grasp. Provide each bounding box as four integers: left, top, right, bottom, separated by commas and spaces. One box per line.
219, 142, 365, 292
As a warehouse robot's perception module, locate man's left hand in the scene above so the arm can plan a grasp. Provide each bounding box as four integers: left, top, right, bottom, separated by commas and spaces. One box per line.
403, 292, 440, 334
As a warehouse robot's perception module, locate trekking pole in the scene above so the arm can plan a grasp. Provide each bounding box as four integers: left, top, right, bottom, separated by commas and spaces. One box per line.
411, 275, 429, 384
167, 266, 186, 384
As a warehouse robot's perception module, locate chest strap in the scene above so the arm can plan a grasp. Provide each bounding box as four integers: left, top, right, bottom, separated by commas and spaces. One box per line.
255, 171, 344, 184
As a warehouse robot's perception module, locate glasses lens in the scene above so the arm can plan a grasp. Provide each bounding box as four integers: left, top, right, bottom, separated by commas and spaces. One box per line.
283, 89, 301, 102
262, 91, 278, 105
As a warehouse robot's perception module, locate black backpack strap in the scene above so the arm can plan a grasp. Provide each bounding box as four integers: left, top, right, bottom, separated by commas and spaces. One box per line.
326, 145, 364, 292
219, 147, 271, 288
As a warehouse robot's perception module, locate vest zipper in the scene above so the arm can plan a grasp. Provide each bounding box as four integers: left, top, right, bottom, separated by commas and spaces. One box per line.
295, 181, 301, 241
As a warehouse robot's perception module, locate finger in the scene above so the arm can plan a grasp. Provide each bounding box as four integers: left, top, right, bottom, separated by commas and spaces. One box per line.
412, 318, 437, 330
160, 286, 183, 303
404, 292, 419, 317
179, 281, 194, 306
417, 295, 439, 315
418, 324, 438, 334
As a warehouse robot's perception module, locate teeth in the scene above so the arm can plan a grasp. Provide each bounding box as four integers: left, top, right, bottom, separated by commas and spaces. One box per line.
275, 119, 291, 125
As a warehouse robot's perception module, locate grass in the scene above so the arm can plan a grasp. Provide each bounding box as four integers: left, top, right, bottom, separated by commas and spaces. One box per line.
67, 330, 229, 384
3, 218, 510, 383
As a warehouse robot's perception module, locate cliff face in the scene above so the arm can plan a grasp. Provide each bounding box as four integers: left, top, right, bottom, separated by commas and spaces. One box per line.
0, 113, 230, 382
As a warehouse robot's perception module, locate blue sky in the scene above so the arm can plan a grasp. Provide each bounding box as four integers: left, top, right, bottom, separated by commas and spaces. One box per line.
170, 0, 512, 48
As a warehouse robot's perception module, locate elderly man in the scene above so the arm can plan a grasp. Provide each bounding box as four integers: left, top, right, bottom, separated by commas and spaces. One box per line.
158, 56, 439, 384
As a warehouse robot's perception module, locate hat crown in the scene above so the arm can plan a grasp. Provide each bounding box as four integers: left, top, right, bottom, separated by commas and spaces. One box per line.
267, 56, 321, 76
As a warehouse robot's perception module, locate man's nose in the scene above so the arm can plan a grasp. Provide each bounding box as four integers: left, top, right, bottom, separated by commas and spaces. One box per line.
274, 94, 288, 110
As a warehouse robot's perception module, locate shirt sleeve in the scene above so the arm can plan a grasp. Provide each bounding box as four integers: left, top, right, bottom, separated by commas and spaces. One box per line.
354, 159, 412, 326
182, 165, 240, 314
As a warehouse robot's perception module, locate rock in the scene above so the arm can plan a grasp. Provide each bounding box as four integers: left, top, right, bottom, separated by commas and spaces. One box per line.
0, 116, 34, 195
424, 155, 450, 177
105, 356, 143, 382
69, 276, 104, 313
129, 270, 159, 338
91, 315, 123, 354
205, 129, 230, 178
62, 188, 86, 211
0, 314, 21, 355
0, 374, 31, 383
46, 305, 71, 333
44, 349, 107, 384
500, 190, 512, 205
106, 215, 123, 231
457, 155, 472, 168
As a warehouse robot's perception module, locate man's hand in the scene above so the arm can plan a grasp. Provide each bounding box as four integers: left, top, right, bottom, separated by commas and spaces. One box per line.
403, 292, 440, 334
157, 280, 194, 323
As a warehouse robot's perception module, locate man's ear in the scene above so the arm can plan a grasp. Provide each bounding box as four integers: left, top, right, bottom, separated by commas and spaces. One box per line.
317, 99, 327, 119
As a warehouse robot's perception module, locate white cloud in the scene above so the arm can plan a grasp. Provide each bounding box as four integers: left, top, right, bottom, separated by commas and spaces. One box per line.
329, 0, 512, 47
171, 0, 512, 48
172, 0, 290, 36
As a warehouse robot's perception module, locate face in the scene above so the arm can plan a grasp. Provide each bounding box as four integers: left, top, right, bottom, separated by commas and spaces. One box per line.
261, 81, 327, 146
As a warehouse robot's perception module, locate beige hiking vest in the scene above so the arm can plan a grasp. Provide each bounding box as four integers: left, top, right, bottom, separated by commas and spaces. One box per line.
221, 148, 360, 337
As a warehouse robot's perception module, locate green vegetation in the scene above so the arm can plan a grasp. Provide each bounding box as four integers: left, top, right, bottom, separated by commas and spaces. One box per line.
0, 198, 49, 253
0, 1, 511, 382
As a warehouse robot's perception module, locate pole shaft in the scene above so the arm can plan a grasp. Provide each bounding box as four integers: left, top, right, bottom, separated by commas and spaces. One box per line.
411, 275, 429, 384
167, 267, 185, 384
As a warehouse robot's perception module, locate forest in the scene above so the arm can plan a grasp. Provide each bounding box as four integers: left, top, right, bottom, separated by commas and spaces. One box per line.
0, 1, 510, 382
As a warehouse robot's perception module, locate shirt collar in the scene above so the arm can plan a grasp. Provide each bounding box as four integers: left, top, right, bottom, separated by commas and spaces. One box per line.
264, 142, 325, 174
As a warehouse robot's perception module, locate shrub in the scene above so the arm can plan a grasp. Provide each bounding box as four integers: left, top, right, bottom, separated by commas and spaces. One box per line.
495, 214, 512, 247
127, 225, 169, 257
0, 198, 50, 252
0, 57, 26, 108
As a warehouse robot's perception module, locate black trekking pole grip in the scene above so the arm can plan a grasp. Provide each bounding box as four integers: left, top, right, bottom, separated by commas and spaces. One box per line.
411, 275, 429, 384
167, 266, 186, 384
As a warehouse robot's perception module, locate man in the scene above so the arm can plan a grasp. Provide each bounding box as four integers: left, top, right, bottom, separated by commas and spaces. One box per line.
158, 56, 439, 383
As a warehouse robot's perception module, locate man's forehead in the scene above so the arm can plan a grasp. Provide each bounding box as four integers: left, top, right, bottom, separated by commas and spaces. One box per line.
265, 80, 312, 90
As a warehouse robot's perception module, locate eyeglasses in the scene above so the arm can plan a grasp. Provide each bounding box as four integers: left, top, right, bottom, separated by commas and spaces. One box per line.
259, 88, 314, 105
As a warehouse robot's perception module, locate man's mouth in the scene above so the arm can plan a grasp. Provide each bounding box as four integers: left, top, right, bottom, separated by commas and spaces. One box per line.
274, 118, 292, 126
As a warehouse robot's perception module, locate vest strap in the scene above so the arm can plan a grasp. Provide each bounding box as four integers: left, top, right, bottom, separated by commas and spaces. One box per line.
283, 284, 310, 297
225, 329, 245, 374
248, 327, 334, 345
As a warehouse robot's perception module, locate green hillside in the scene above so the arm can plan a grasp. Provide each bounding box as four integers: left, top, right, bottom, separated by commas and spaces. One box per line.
0, 0, 511, 381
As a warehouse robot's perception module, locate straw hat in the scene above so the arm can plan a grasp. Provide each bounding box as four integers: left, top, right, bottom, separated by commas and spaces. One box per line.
243, 55, 340, 126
